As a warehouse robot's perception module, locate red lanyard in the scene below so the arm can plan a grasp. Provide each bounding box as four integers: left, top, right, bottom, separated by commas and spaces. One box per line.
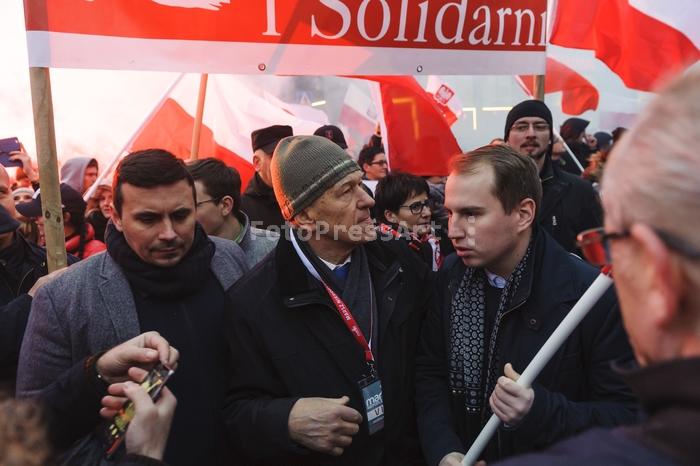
322, 283, 375, 364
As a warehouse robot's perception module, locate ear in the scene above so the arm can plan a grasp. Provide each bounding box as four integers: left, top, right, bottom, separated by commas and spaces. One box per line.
252, 153, 262, 172
220, 195, 234, 217
384, 209, 399, 224
294, 207, 317, 234
362, 163, 371, 173
515, 198, 536, 233
629, 223, 682, 329
112, 208, 124, 232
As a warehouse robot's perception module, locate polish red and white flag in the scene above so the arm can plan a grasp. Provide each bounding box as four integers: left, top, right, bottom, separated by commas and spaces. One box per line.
426, 76, 463, 126
551, 0, 699, 91
128, 74, 326, 187
519, 57, 599, 115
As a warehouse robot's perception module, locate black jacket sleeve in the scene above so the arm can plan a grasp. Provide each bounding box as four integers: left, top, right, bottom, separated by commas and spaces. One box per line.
0, 294, 32, 380
415, 264, 466, 466
511, 289, 638, 448
42, 355, 108, 450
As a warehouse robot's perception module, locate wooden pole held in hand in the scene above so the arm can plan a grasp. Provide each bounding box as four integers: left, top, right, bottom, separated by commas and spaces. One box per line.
29, 67, 67, 272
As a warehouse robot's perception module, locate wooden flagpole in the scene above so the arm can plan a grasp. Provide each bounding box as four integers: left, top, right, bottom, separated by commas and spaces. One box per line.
189, 74, 209, 161
533, 75, 545, 101
28, 67, 67, 272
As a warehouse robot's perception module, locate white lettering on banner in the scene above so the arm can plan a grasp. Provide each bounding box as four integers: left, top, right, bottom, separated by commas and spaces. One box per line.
306, 1, 545, 48
468, 5, 491, 45
494, 8, 512, 46
513, 9, 536, 46
311, 0, 352, 40
263, 0, 280, 36
415, 1, 430, 43
358, 0, 391, 42
435, 0, 468, 44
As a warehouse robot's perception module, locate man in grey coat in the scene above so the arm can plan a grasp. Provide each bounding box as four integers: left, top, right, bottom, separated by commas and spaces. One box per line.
187, 158, 278, 267
17, 149, 248, 466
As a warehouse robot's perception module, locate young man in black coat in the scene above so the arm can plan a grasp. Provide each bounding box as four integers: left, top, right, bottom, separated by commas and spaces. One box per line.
415, 145, 637, 466
225, 135, 431, 466
505, 100, 602, 255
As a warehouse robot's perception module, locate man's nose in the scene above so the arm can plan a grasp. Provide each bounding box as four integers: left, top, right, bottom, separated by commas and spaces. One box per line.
158, 219, 177, 241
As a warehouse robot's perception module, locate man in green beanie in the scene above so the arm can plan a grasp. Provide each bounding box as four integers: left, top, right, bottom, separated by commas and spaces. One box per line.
224, 135, 432, 466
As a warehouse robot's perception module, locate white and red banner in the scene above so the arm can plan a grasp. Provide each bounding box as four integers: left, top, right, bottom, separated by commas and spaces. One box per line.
24, 0, 547, 75
551, 0, 699, 91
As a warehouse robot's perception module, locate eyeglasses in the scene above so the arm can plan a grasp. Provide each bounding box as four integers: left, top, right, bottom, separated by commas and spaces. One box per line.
196, 197, 221, 207
400, 199, 431, 215
369, 160, 388, 166
511, 122, 550, 133
577, 226, 700, 267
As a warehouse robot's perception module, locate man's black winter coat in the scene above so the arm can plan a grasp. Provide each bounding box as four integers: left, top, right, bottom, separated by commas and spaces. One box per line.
415, 227, 638, 465
224, 233, 432, 466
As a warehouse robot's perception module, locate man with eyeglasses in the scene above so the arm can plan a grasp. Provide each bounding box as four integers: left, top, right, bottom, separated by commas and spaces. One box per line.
505, 100, 602, 256
187, 158, 278, 267
490, 69, 700, 466
374, 172, 446, 271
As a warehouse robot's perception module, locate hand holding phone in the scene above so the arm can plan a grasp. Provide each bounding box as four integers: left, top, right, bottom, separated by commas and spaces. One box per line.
0, 137, 23, 168
103, 363, 175, 457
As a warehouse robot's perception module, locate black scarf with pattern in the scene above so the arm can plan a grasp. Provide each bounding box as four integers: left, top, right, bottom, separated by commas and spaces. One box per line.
448, 242, 533, 414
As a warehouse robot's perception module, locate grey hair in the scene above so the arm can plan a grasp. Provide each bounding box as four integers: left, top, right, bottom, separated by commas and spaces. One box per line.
603, 70, 700, 247
602, 70, 700, 305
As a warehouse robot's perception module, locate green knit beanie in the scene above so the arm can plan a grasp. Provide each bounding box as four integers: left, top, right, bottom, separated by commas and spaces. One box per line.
272, 135, 360, 220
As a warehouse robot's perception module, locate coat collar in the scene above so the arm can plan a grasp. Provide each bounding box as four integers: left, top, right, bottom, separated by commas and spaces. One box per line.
446, 226, 585, 331
243, 172, 274, 199
98, 253, 140, 342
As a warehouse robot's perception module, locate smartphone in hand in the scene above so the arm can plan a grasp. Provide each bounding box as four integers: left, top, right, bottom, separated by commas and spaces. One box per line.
0, 137, 23, 168
103, 363, 175, 457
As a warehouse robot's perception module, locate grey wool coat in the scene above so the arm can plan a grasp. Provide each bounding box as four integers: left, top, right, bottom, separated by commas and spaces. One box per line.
16, 236, 248, 397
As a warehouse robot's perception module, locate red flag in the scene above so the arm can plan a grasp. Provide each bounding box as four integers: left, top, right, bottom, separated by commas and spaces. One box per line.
551, 0, 699, 91
359, 76, 461, 177
520, 58, 599, 115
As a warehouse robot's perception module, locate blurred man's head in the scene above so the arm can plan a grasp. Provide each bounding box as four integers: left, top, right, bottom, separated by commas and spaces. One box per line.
0, 167, 18, 220
446, 145, 541, 277
272, 136, 376, 251
250, 125, 293, 187
505, 100, 553, 171
602, 71, 700, 366
358, 146, 388, 181
314, 125, 349, 150
16, 184, 88, 244
187, 158, 242, 239
375, 173, 432, 237
112, 149, 196, 267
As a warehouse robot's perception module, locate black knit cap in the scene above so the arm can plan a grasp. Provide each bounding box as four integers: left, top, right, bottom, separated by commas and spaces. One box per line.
504, 99, 553, 143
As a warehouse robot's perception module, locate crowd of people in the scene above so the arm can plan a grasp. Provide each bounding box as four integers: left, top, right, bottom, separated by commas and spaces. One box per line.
0, 69, 699, 466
